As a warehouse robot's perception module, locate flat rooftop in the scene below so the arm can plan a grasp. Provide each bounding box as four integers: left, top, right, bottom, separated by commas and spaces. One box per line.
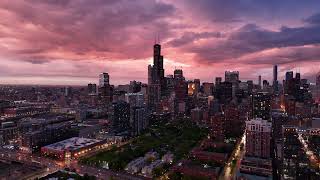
43, 137, 101, 151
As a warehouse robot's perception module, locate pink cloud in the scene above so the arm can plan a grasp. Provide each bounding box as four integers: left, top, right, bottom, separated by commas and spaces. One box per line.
0, 0, 319, 85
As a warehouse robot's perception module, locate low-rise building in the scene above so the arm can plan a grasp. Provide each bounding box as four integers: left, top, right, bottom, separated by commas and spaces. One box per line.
141, 160, 163, 177
162, 152, 174, 164
237, 157, 272, 180
125, 157, 147, 174
145, 151, 159, 160
41, 137, 107, 160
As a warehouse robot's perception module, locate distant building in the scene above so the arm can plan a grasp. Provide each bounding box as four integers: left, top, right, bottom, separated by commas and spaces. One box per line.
252, 92, 271, 120
215, 82, 232, 104
112, 101, 130, 133
273, 65, 279, 93
147, 83, 161, 112
148, 43, 166, 112
174, 69, 183, 79
129, 81, 142, 93
174, 70, 188, 115
130, 106, 148, 136
194, 79, 201, 95
125, 93, 144, 107
258, 75, 262, 89
225, 71, 239, 84
99, 72, 109, 87
203, 82, 214, 96
188, 81, 196, 96
317, 72, 320, 86
215, 77, 222, 86
87, 83, 97, 95
98, 85, 113, 104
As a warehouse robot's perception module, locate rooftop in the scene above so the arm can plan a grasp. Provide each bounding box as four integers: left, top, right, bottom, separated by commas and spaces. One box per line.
43, 137, 101, 151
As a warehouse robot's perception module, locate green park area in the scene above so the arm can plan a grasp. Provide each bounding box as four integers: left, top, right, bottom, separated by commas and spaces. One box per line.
80, 119, 208, 170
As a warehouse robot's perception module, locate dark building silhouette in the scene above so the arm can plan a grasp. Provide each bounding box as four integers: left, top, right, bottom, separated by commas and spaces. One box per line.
112, 101, 130, 133
87, 83, 97, 95
273, 65, 278, 93
215, 82, 232, 104
148, 43, 166, 112
252, 92, 271, 120
99, 72, 110, 87
174, 69, 188, 115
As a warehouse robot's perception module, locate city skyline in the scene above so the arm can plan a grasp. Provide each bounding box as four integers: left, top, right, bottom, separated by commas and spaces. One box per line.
1, 2, 320, 180
0, 1, 320, 85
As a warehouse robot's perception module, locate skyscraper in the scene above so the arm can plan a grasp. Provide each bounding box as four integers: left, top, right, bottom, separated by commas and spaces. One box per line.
112, 101, 130, 133
148, 43, 166, 112
194, 79, 200, 95
215, 77, 222, 86
87, 83, 97, 95
245, 118, 272, 158
215, 82, 232, 104
225, 71, 239, 83
285, 71, 293, 81
174, 69, 183, 79
99, 72, 109, 87
187, 81, 196, 96
174, 69, 188, 115
130, 106, 147, 136
202, 82, 214, 96
151, 43, 165, 91
125, 93, 144, 107
284, 71, 297, 96
252, 92, 271, 120
273, 65, 278, 93
258, 75, 262, 89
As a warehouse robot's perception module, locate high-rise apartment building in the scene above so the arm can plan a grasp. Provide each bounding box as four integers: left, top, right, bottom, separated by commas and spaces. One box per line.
225, 71, 239, 83
99, 72, 109, 87
252, 92, 271, 120
245, 118, 272, 158
273, 65, 279, 93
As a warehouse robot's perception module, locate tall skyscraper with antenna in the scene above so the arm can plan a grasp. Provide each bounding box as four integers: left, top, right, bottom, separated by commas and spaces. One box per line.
273, 65, 278, 93
148, 39, 166, 112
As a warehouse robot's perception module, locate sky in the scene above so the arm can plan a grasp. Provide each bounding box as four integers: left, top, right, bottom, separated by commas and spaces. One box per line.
0, 0, 320, 85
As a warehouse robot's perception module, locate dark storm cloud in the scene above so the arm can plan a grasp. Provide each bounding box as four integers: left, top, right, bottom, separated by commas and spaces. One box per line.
187, 16, 320, 63
244, 45, 320, 65
304, 13, 320, 25
179, 0, 320, 23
